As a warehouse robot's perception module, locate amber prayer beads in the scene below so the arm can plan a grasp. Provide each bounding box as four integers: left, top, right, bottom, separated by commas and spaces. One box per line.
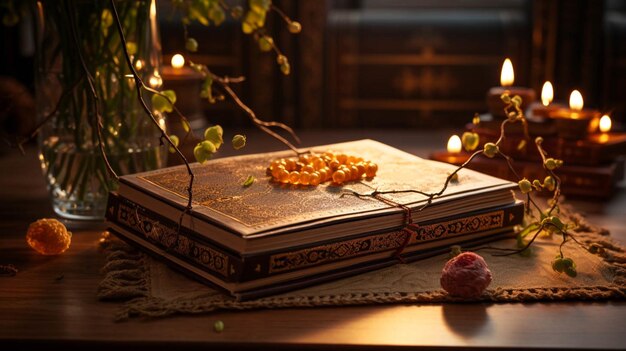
268, 152, 378, 186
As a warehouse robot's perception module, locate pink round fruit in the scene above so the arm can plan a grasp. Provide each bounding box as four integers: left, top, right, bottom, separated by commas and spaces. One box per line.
440, 252, 492, 298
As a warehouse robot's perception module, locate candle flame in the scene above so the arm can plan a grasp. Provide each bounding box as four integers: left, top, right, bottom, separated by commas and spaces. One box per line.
171, 54, 185, 69
599, 115, 612, 133
447, 135, 462, 154
569, 90, 583, 111
541, 81, 553, 106
500, 58, 514, 87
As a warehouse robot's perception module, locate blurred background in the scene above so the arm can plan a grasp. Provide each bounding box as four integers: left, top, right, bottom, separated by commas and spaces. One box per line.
1, 0, 625, 136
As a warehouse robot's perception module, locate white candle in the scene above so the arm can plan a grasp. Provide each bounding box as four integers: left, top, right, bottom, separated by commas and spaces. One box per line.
599, 115, 612, 133
447, 135, 462, 154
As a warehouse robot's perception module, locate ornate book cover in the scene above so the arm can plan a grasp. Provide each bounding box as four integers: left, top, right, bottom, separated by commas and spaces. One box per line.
106, 193, 524, 283
119, 140, 516, 238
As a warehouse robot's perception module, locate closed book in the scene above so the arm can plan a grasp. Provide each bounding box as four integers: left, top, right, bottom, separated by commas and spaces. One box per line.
106, 192, 524, 284
108, 139, 521, 298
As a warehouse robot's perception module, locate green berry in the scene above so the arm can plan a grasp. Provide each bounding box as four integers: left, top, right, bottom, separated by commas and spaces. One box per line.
288, 21, 302, 34
194, 141, 216, 164
277, 55, 288, 65
126, 42, 137, 56
258, 36, 273, 52
518, 178, 532, 194
461, 132, 479, 152
168, 135, 179, 154
232, 134, 246, 150
151, 90, 177, 113
544, 158, 557, 170
186, 38, 199, 52
532, 179, 543, 190
543, 176, 556, 191
483, 143, 498, 158
564, 266, 577, 277
204, 125, 223, 149
214, 320, 224, 333
552, 258, 565, 272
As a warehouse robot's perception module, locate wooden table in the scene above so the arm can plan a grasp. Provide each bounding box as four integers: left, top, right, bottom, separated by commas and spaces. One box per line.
1, 130, 625, 350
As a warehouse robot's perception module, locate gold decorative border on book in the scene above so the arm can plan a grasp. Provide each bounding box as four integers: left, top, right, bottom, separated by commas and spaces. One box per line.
411, 210, 505, 243
117, 203, 230, 277
268, 209, 505, 274
269, 231, 408, 274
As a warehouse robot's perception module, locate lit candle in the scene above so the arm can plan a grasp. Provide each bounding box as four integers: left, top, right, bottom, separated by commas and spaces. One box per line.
529, 81, 562, 120
551, 89, 601, 139
486, 58, 536, 118
447, 135, 462, 154
599, 115, 612, 133
501, 58, 514, 87
541, 81, 553, 107
569, 90, 583, 118
171, 53, 185, 69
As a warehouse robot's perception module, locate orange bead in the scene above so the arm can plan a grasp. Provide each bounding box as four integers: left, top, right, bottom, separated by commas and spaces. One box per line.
350, 165, 360, 180
271, 165, 285, 179
318, 168, 328, 181
356, 163, 366, 176
289, 171, 300, 184
341, 167, 352, 180
302, 165, 315, 174
329, 160, 340, 170
313, 158, 326, 170
285, 158, 297, 171
310, 172, 321, 186
365, 162, 378, 178
299, 171, 311, 185
337, 154, 348, 164
278, 169, 290, 183
332, 170, 346, 184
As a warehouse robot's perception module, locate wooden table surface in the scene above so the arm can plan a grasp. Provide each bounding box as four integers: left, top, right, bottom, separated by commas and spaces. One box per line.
1, 130, 625, 350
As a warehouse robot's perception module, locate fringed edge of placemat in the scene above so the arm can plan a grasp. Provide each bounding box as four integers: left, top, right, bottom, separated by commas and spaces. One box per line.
97, 206, 626, 321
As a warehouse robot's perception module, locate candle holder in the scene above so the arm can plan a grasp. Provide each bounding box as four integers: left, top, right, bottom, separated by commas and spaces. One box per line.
549, 108, 601, 139
429, 151, 469, 165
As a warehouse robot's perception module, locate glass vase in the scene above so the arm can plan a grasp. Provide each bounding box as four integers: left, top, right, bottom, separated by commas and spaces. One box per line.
35, 0, 166, 220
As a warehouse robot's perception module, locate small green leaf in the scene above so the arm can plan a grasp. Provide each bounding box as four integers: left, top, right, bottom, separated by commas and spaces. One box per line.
242, 175, 255, 187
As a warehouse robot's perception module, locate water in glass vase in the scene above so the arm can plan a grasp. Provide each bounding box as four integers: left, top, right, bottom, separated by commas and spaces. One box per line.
40, 136, 164, 220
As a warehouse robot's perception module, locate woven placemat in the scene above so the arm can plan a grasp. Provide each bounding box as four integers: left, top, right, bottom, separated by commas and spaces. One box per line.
98, 205, 626, 320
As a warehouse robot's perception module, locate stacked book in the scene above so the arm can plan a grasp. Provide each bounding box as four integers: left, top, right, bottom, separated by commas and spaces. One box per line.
106, 140, 523, 300
465, 117, 626, 199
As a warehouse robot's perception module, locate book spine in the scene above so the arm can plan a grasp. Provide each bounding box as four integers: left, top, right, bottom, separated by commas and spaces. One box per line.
106, 194, 523, 283
106, 193, 245, 282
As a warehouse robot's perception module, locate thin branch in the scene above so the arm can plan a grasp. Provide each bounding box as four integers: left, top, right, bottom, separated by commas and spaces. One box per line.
109, 0, 194, 215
